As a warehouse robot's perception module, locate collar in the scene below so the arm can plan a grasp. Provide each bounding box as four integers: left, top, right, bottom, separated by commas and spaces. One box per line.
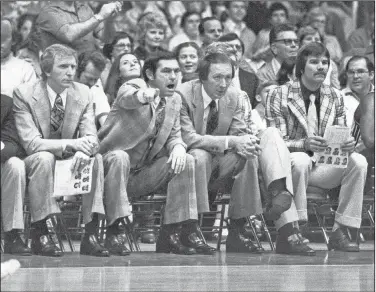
46, 83, 67, 108
300, 80, 320, 100
271, 58, 281, 76
201, 85, 218, 109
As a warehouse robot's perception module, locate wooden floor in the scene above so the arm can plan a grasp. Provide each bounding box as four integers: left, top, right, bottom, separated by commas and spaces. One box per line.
1, 241, 374, 292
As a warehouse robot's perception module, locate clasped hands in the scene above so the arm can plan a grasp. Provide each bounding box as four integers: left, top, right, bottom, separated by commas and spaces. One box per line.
230, 134, 262, 159
69, 136, 98, 174
304, 136, 356, 153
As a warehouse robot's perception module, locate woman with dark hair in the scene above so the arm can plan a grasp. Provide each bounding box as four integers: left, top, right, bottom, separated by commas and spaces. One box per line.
175, 42, 201, 84
17, 13, 36, 43
104, 52, 142, 105
276, 56, 296, 85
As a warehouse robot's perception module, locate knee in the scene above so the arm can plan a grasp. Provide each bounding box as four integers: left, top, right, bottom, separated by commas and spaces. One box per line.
4, 157, 25, 176
262, 127, 282, 139
190, 149, 211, 165
349, 153, 368, 172
32, 151, 56, 169
105, 150, 130, 168
185, 153, 195, 168
291, 152, 311, 171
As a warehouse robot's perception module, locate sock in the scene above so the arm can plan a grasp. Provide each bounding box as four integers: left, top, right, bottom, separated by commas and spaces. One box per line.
182, 220, 198, 234
106, 218, 123, 236
85, 213, 99, 235
162, 222, 180, 233
31, 219, 49, 235
278, 222, 295, 240
5, 229, 19, 241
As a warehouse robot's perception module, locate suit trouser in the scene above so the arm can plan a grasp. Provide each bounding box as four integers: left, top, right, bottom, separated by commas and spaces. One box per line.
1, 157, 26, 232
103, 150, 198, 225
24, 151, 105, 224
290, 152, 367, 229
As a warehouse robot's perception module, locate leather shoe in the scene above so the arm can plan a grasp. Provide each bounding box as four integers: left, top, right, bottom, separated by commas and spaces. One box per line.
141, 230, 156, 244
181, 231, 216, 255
226, 228, 263, 253
80, 234, 110, 257
156, 227, 196, 255
4, 234, 32, 256
31, 234, 63, 257
328, 228, 360, 252
105, 234, 131, 256
264, 190, 292, 221
276, 234, 316, 256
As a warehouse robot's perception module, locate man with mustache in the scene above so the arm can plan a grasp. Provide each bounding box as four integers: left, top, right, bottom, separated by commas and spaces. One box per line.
266, 42, 367, 252
13, 44, 131, 257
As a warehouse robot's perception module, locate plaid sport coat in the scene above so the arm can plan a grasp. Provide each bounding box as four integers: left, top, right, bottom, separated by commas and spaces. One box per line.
265, 80, 347, 153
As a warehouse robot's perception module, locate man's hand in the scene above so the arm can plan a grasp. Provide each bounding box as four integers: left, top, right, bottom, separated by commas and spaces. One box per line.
167, 144, 187, 174
71, 137, 97, 156
340, 136, 356, 153
97, 1, 122, 20
229, 135, 261, 158
70, 151, 91, 174
138, 88, 160, 104
304, 136, 328, 152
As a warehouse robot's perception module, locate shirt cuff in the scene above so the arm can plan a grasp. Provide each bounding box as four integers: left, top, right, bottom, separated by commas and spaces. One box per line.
225, 137, 229, 150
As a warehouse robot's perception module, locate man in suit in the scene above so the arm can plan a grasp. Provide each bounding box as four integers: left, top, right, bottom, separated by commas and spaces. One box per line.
98, 52, 214, 255
178, 53, 315, 255
266, 42, 367, 252
13, 44, 130, 257
1, 94, 31, 255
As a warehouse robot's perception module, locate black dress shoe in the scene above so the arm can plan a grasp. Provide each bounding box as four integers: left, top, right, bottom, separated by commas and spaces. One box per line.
226, 229, 263, 253
4, 235, 32, 256
80, 234, 110, 257
276, 234, 316, 256
156, 227, 196, 255
181, 232, 216, 255
141, 230, 156, 244
31, 234, 63, 257
328, 228, 360, 252
105, 234, 131, 256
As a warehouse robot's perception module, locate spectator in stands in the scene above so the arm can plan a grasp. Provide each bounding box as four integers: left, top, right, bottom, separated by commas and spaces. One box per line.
258, 23, 298, 84
34, 1, 122, 54
175, 42, 201, 84
348, 3, 375, 51
76, 50, 110, 128
199, 17, 224, 50
276, 56, 296, 86
218, 33, 259, 108
16, 39, 42, 78
98, 52, 215, 255
169, 12, 202, 51
178, 53, 315, 256
134, 12, 169, 62
17, 13, 36, 43
105, 52, 142, 106
1, 17, 37, 97
13, 44, 131, 257
266, 42, 367, 252
297, 25, 340, 89
223, 1, 256, 60
1, 94, 31, 256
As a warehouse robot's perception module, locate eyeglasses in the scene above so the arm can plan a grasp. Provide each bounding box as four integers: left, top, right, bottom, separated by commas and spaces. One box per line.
346, 70, 370, 77
274, 38, 300, 46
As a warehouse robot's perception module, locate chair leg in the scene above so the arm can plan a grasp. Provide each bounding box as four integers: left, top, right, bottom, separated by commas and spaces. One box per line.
58, 215, 74, 252
260, 214, 275, 251
124, 217, 140, 252
246, 217, 264, 251
313, 207, 330, 248
216, 203, 226, 251
367, 209, 375, 226
49, 216, 65, 252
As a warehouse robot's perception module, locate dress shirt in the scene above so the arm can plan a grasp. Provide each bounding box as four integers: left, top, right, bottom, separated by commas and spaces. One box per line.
232, 68, 241, 89
300, 81, 320, 126
46, 83, 67, 108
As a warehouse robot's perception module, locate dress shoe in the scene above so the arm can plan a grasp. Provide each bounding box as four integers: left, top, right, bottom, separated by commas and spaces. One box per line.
181, 231, 216, 255
4, 234, 32, 256
141, 230, 156, 244
264, 190, 292, 221
105, 233, 131, 256
31, 234, 63, 257
80, 234, 110, 257
328, 228, 360, 252
276, 234, 316, 256
226, 228, 263, 253
156, 227, 196, 255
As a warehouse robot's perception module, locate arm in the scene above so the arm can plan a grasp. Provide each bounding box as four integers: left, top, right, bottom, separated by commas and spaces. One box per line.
332, 88, 347, 127
165, 101, 187, 154
360, 93, 375, 149
330, 61, 340, 89
115, 79, 153, 110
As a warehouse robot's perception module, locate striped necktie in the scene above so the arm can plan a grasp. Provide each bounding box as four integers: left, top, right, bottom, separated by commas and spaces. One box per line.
307, 94, 318, 137
155, 97, 166, 133
51, 94, 65, 131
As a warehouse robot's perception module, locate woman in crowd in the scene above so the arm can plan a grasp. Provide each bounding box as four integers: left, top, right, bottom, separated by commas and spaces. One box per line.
175, 42, 201, 84
17, 13, 36, 43
104, 52, 142, 105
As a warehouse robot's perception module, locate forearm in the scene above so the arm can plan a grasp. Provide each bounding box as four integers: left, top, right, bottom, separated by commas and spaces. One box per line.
27, 137, 75, 157
285, 138, 306, 153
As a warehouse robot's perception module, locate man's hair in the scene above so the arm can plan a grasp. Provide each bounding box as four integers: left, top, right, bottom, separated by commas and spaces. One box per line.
297, 25, 323, 44
204, 42, 237, 64
102, 32, 134, 60
174, 42, 202, 59
268, 2, 289, 20
198, 52, 235, 81
198, 17, 223, 35
77, 50, 107, 78
40, 44, 77, 80
345, 55, 375, 73
180, 11, 201, 29
218, 33, 245, 54
269, 23, 296, 46
142, 51, 177, 82
256, 80, 279, 95
295, 42, 330, 79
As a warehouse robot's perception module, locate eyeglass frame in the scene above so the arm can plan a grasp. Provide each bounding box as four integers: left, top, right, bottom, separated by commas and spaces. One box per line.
346, 69, 371, 77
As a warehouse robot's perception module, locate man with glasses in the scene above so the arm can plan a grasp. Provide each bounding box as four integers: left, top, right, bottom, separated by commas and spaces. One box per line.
266, 42, 367, 252
258, 23, 299, 84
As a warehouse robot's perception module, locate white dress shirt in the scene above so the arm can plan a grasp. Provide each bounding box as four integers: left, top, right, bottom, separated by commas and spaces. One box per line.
46, 83, 67, 108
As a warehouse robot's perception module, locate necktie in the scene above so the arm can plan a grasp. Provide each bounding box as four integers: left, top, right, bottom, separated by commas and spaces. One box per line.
155, 97, 166, 133
51, 94, 65, 131
206, 100, 219, 135
307, 94, 318, 137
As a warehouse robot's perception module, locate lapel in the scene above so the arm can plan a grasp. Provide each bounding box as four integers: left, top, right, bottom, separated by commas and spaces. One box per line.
318, 85, 334, 136
32, 81, 51, 138
287, 81, 309, 136
192, 82, 205, 135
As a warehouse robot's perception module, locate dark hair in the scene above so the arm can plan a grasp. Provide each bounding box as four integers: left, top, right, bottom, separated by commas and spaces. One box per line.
198, 52, 235, 81
256, 80, 279, 95
198, 17, 223, 35
17, 13, 37, 32
269, 2, 289, 20
180, 11, 201, 29
175, 42, 202, 59
142, 51, 177, 82
218, 33, 245, 54
102, 32, 134, 60
345, 55, 375, 73
276, 56, 296, 85
295, 42, 330, 79
77, 50, 107, 78
269, 23, 296, 46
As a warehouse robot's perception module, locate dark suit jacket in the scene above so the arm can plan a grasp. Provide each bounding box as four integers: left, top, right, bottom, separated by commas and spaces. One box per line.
1, 94, 26, 162
239, 68, 259, 109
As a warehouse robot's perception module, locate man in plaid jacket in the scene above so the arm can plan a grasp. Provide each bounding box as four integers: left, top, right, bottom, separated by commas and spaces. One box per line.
266, 42, 367, 252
